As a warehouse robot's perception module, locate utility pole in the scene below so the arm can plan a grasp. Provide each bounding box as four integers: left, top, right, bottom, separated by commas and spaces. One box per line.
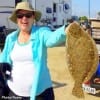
88, 0, 90, 19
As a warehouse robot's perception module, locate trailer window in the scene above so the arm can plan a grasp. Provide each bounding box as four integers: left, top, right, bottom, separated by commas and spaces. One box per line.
15, 0, 22, 6
53, 3, 56, 13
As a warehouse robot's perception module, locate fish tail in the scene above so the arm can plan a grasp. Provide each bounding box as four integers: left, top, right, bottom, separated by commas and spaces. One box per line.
72, 83, 85, 98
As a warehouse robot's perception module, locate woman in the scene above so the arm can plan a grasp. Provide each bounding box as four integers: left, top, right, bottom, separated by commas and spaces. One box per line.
0, 1, 67, 100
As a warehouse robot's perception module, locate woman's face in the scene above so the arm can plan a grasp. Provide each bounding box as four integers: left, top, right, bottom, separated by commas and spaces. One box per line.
16, 10, 34, 32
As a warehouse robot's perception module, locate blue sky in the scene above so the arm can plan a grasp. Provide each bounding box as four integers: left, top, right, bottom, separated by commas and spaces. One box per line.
72, 0, 100, 18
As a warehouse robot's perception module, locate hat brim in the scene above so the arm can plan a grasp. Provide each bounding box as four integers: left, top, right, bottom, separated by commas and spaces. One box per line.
9, 10, 41, 24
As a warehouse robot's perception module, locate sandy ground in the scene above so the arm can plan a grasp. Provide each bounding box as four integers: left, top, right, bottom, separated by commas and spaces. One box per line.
47, 46, 100, 100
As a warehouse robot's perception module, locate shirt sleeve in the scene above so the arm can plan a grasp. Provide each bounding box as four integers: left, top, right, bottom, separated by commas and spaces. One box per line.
40, 25, 67, 47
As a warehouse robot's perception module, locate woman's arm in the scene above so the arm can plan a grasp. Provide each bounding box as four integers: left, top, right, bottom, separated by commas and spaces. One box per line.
41, 25, 67, 47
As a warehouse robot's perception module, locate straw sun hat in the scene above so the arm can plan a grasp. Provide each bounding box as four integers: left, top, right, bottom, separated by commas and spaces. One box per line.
9, 2, 41, 23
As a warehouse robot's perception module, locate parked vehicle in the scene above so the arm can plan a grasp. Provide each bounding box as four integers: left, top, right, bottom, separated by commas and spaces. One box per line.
82, 19, 100, 95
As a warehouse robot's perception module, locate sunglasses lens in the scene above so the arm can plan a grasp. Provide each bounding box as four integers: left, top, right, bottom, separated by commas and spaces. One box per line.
16, 14, 24, 18
16, 13, 33, 19
25, 13, 33, 18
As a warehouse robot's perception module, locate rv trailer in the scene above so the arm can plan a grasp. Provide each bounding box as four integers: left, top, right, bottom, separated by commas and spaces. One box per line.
0, 0, 72, 29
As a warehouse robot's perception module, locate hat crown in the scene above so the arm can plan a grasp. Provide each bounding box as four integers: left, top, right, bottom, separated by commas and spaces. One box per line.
16, 2, 34, 11
9, 1, 41, 23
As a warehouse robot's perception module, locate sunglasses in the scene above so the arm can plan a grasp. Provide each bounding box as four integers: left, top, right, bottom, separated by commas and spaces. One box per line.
16, 13, 33, 19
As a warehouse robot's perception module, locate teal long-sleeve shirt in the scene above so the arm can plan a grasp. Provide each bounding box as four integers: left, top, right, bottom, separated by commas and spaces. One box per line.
0, 25, 66, 100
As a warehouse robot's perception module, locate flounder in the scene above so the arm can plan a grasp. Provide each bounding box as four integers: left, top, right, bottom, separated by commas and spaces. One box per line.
65, 22, 99, 98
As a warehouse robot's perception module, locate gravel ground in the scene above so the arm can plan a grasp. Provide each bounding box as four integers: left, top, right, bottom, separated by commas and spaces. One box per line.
47, 46, 100, 100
